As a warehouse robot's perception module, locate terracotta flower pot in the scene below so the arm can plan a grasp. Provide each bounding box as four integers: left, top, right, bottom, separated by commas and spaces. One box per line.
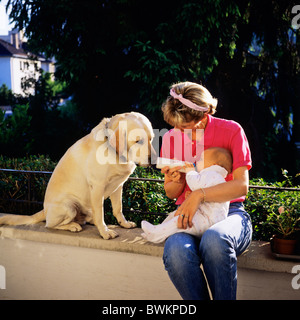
273, 236, 297, 255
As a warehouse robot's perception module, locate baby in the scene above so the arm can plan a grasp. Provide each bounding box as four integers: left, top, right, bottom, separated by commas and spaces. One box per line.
141, 147, 233, 243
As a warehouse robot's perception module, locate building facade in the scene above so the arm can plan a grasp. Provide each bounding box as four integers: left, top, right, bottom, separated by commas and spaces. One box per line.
0, 29, 55, 96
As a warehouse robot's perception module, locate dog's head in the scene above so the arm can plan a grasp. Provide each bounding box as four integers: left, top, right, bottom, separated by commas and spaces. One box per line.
98, 112, 156, 166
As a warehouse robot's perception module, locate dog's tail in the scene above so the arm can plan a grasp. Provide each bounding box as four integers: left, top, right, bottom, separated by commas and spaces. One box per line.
0, 210, 46, 226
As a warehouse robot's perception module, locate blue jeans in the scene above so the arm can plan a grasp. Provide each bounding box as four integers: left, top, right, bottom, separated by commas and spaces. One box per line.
163, 202, 252, 300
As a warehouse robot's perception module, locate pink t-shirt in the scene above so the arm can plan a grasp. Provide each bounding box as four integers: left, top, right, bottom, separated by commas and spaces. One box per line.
161, 115, 252, 204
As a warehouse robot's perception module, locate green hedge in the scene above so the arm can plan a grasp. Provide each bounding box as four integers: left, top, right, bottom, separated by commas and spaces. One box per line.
244, 176, 300, 241
0, 155, 299, 241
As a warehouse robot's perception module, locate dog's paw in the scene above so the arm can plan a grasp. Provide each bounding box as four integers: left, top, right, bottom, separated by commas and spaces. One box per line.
54, 222, 82, 232
68, 222, 83, 232
100, 228, 119, 240
119, 220, 137, 229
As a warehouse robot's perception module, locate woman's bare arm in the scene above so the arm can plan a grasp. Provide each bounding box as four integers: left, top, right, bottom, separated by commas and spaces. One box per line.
175, 166, 249, 229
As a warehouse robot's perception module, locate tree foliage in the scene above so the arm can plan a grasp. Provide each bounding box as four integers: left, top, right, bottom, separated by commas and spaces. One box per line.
5, 0, 300, 178
0, 72, 82, 159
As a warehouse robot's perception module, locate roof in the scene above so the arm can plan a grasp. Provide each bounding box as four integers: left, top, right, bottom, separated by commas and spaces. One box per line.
0, 38, 28, 58
0, 38, 54, 63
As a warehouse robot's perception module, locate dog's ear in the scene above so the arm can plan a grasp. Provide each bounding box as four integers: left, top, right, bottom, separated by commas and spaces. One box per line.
108, 128, 126, 155
107, 117, 127, 156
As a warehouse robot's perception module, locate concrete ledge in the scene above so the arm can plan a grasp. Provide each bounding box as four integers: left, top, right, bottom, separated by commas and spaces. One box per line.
237, 241, 297, 274
0, 217, 164, 257
0, 214, 180, 300
0, 213, 296, 274
1, 213, 299, 300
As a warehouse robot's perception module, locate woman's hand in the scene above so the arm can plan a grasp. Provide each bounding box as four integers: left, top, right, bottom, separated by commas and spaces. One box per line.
161, 166, 186, 199
161, 166, 185, 183
183, 162, 195, 173
175, 189, 204, 229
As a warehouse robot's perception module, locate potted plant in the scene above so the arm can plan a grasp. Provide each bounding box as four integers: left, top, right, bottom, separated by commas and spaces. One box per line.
266, 205, 300, 255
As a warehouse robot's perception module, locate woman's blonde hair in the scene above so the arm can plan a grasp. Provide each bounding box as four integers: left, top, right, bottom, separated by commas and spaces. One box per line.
162, 82, 217, 127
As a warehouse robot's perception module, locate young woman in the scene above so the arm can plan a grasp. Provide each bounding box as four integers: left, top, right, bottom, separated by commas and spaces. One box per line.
160, 81, 252, 300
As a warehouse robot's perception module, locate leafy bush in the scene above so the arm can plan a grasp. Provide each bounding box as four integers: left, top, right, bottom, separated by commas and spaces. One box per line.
0, 155, 56, 214
244, 172, 300, 240
121, 166, 177, 225
0, 104, 33, 157
0, 84, 14, 106
0, 156, 299, 240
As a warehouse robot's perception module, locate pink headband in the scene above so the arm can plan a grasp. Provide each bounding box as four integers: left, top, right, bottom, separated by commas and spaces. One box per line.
170, 88, 209, 112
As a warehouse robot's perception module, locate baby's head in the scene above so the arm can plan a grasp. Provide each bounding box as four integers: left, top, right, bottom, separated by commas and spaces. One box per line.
196, 147, 232, 174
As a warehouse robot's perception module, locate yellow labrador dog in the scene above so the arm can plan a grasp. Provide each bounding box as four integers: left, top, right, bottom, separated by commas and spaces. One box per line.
0, 112, 156, 239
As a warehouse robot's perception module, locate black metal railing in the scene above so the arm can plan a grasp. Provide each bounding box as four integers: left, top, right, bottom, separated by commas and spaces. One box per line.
0, 168, 172, 217
0, 168, 299, 217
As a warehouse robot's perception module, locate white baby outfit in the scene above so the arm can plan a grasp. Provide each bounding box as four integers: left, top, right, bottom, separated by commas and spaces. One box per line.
141, 165, 230, 243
